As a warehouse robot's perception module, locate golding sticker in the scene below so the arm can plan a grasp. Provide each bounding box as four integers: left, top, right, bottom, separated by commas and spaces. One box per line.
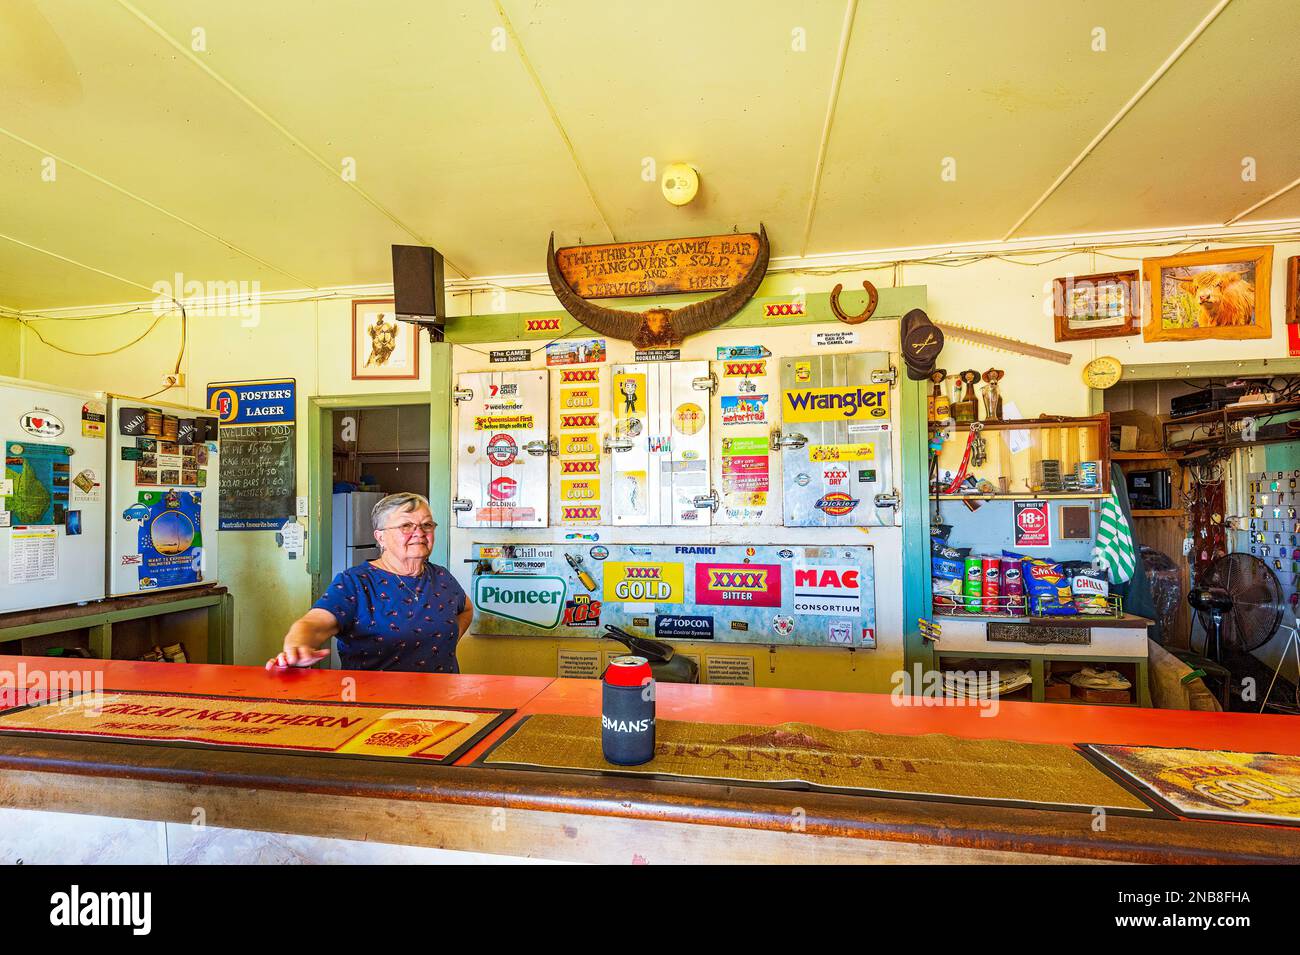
488, 476, 518, 502
474, 574, 567, 629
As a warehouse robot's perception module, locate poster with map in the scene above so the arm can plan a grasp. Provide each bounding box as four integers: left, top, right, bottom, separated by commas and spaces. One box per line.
3, 440, 72, 526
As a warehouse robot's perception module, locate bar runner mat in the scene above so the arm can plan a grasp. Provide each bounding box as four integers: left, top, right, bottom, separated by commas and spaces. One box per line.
1085, 743, 1300, 827
480, 714, 1155, 815
0, 689, 512, 766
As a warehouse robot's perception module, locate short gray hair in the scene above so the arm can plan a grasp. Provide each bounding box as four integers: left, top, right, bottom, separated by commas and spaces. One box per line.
371, 492, 432, 533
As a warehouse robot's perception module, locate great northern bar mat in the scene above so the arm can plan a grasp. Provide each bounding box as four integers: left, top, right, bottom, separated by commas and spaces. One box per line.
1085, 744, 1300, 827
481, 714, 1154, 814
0, 689, 511, 766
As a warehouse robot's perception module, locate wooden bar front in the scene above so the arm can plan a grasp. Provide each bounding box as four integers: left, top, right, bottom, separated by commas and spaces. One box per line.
0, 658, 1296, 864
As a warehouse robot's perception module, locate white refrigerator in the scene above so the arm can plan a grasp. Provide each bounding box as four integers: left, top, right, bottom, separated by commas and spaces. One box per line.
0, 377, 108, 613
107, 396, 221, 597
332, 491, 384, 572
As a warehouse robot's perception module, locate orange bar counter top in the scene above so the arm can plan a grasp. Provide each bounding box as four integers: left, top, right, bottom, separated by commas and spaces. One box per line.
0, 657, 1297, 864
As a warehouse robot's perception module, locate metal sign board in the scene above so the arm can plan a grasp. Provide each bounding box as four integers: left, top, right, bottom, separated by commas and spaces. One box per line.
780, 352, 895, 527
610, 361, 711, 526
456, 370, 548, 528
470, 542, 877, 647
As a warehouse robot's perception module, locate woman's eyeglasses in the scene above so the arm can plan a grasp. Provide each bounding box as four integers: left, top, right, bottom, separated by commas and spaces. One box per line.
385, 521, 436, 537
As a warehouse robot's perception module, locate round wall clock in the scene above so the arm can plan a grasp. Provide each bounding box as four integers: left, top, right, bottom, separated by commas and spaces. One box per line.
1083, 356, 1123, 389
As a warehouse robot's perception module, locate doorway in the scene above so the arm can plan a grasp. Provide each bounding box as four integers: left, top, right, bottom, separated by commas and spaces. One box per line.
1102, 369, 1300, 712
307, 393, 433, 601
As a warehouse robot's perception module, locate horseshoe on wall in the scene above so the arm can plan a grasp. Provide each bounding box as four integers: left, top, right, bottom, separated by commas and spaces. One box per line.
829, 280, 879, 324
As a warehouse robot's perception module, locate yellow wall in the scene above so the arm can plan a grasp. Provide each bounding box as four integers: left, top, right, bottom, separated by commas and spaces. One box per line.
0, 318, 20, 377
13, 232, 1300, 684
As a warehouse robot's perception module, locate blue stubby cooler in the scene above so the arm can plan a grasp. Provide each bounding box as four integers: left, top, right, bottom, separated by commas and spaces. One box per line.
601, 656, 656, 766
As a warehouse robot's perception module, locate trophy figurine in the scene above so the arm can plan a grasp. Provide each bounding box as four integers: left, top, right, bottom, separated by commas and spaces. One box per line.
980, 368, 1005, 422
952, 370, 980, 424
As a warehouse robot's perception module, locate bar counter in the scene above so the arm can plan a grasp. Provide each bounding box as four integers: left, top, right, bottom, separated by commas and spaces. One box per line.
0, 657, 1297, 864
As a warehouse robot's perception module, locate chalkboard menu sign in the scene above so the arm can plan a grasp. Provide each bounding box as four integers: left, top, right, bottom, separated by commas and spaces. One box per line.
218, 424, 296, 530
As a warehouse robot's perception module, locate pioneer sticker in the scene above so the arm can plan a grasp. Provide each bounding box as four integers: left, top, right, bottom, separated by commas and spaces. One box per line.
474, 575, 566, 629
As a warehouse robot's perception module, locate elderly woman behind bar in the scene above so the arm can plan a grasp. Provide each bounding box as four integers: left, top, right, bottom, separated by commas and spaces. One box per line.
267, 492, 473, 673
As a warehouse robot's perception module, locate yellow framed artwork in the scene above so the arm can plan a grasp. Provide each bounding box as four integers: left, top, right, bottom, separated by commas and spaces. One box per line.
1142, 246, 1272, 342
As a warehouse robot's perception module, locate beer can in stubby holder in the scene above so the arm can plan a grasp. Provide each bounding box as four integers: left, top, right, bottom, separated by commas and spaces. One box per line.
602, 656, 655, 766
1001, 556, 1026, 616
982, 556, 1001, 613
963, 556, 983, 612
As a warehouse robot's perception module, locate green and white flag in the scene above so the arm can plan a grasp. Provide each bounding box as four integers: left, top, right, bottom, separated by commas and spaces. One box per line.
1095, 490, 1137, 584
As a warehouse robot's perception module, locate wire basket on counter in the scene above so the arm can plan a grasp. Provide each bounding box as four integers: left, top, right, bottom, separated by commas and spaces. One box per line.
932, 593, 1124, 620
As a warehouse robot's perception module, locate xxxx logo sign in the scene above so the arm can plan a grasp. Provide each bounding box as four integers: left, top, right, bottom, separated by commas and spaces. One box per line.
561, 505, 600, 522
724, 360, 766, 378
560, 368, 599, 383
561, 460, 599, 474
525, 317, 562, 333
695, 562, 782, 607
709, 569, 768, 590
626, 566, 663, 579
764, 302, 805, 318
561, 413, 599, 429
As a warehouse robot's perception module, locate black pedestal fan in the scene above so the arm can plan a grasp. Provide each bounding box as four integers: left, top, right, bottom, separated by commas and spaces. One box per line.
1188, 553, 1283, 664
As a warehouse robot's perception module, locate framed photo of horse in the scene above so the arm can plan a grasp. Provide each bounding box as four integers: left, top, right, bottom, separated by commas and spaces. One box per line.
352, 298, 420, 380
1142, 246, 1272, 342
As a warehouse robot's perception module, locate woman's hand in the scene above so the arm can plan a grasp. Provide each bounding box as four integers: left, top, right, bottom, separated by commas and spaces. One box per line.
266, 644, 331, 670
266, 609, 338, 671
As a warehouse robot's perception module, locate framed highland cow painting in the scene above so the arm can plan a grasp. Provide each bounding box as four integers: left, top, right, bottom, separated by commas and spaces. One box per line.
1142, 246, 1272, 342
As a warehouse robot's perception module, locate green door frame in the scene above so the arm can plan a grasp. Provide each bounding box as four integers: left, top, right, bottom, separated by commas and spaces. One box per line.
305, 376, 443, 600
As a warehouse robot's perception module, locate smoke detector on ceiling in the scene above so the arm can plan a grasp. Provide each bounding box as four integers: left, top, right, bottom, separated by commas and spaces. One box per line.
661, 162, 699, 206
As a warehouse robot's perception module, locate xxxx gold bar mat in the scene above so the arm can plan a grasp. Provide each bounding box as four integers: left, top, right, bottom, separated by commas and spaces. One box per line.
1086, 744, 1300, 827
0, 689, 512, 765
481, 714, 1154, 814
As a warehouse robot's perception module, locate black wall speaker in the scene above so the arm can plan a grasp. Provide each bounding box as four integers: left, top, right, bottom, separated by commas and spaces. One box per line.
391, 244, 445, 324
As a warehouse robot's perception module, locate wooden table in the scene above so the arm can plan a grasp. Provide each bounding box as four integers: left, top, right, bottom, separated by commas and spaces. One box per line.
0, 657, 1296, 865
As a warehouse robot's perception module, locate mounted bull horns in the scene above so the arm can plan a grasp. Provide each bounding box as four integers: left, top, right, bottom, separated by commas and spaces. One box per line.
829, 280, 878, 325
546, 225, 770, 349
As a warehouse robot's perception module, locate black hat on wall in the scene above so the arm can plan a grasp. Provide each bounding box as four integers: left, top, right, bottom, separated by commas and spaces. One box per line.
900, 308, 944, 380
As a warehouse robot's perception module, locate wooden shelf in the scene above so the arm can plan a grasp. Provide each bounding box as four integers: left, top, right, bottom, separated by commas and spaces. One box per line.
1112, 450, 1182, 461
1163, 399, 1300, 429
1132, 508, 1184, 518
935, 493, 1107, 501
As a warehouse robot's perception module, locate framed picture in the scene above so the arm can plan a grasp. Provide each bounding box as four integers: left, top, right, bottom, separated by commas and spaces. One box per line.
1142, 246, 1272, 342
352, 298, 420, 380
1052, 270, 1140, 341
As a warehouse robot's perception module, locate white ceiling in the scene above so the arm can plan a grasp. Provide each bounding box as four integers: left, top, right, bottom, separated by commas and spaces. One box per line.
1, 0, 1297, 310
